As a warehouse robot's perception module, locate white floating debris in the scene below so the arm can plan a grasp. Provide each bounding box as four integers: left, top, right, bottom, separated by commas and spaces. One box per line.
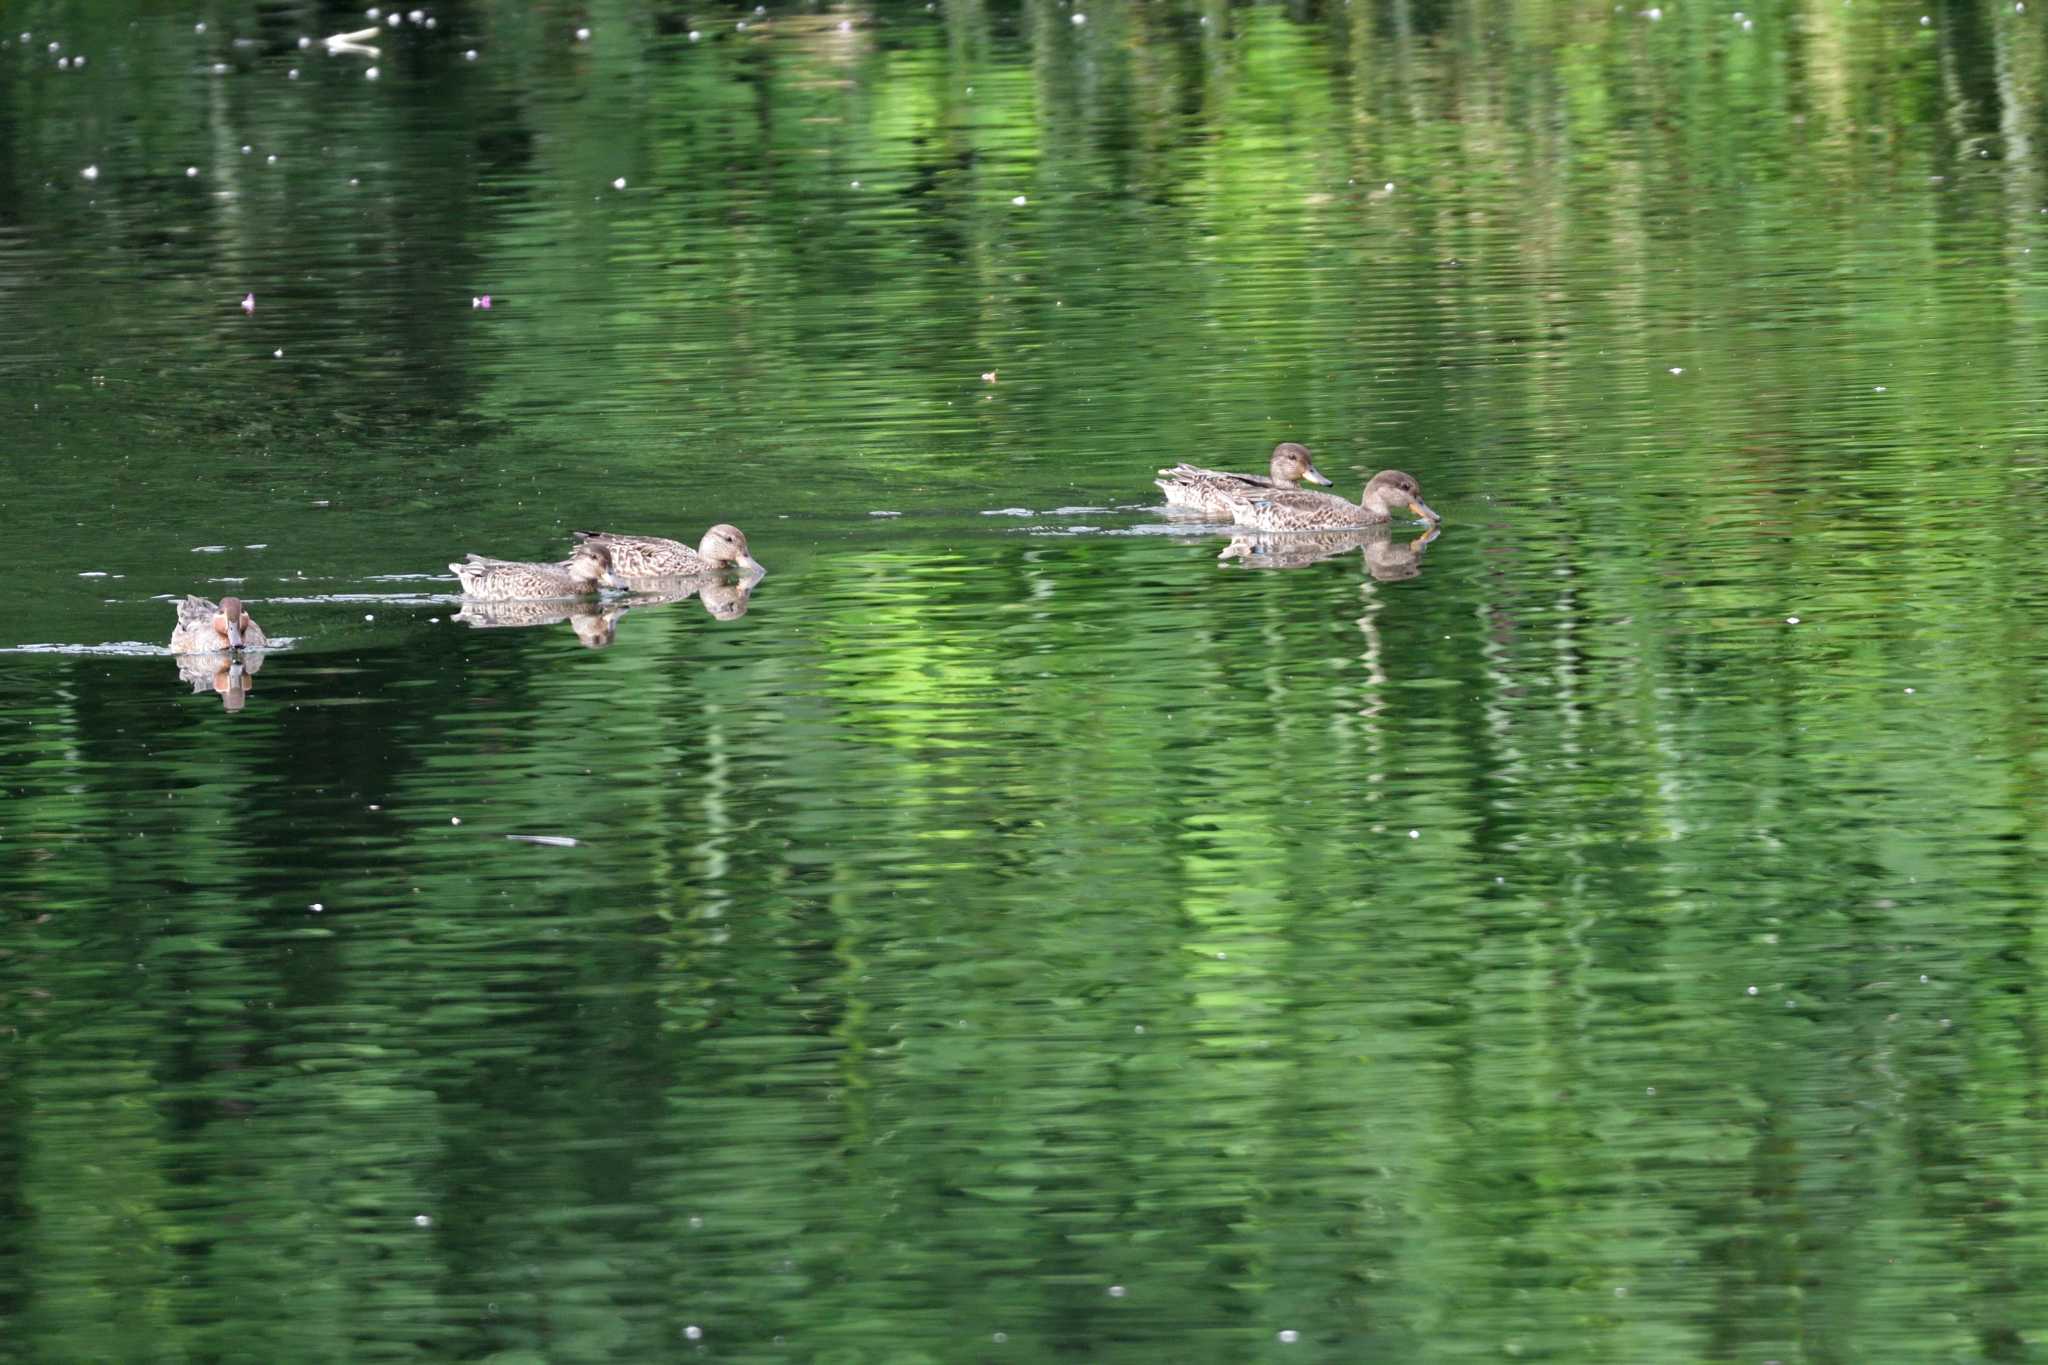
79, 571, 107, 578
1669, 366, 1684, 375
193, 545, 228, 553
1072, 10, 1087, 20
266, 154, 278, 164
413, 1214, 431, 1228
195, 21, 207, 33
365, 65, 380, 79
310, 902, 323, 912
387, 12, 402, 26
1011, 194, 1027, 205
186, 166, 198, 177
1107, 1285, 1126, 1298
612, 176, 627, 189
688, 30, 701, 40
241, 144, 253, 155
450, 816, 462, 825
981, 507, 1033, 517
868, 510, 902, 517
1747, 985, 1759, 995
1873, 385, 1887, 392
850, 179, 861, 188
288, 67, 300, 78
684, 1326, 703, 1342
241, 293, 255, 313
463, 46, 478, 59
1408, 829, 1420, 838
1786, 615, 1800, 624
1278, 1331, 1300, 1344
576, 26, 591, 40
299, 35, 312, 48
507, 834, 580, 847
80, 165, 98, 181
364, 613, 375, 621
274, 349, 284, 358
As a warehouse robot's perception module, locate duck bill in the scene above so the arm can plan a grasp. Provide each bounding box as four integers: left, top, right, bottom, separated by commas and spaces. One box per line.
1303, 465, 1334, 487
1408, 499, 1440, 525
223, 615, 245, 650
738, 556, 765, 578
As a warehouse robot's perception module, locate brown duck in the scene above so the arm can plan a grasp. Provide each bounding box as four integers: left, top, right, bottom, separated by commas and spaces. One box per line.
449, 541, 613, 600
1220, 470, 1439, 531
170, 595, 266, 653
1155, 442, 1333, 515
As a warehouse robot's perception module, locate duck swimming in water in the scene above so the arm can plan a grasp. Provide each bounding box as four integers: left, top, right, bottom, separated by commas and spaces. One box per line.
570, 525, 762, 586
1219, 469, 1439, 532
449, 541, 613, 600
1155, 442, 1333, 516
169, 594, 266, 653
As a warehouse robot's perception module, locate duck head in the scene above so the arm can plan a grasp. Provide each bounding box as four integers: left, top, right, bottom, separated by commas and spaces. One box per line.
698, 524, 763, 575
1272, 442, 1333, 487
1362, 470, 1438, 524
569, 542, 614, 588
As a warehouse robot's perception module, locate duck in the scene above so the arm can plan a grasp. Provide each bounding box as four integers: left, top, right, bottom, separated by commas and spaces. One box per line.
169, 594, 266, 653
1220, 469, 1439, 532
570, 525, 762, 585
1155, 442, 1333, 515
449, 541, 613, 600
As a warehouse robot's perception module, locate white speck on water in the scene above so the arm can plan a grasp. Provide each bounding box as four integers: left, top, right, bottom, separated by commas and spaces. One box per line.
266, 154, 278, 164
464, 47, 479, 58
413, 1213, 430, 1227
576, 26, 591, 40
982, 507, 1033, 517
1012, 194, 1027, 205
1874, 385, 1887, 392
688, 30, 700, 40
1134, 1024, 1145, 1033
1072, 10, 1087, 20
288, 67, 300, 77
80, 165, 98, 181
1786, 615, 1800, 624
868, 510, 901, 517
1615, 1286, 1629, 1298
195, 21, 207, 33
1107, 1285, 1126, 1298
364, 613, 375, 621
1904, 686, 1914, 694
186, 166, 198, 177
273, 349, 284, 358
850, 179, 861, 188
1646, 1086, 1657, 1095
350, 178, 360, 186
193, 545, 228, 554
450, 817, 462, 826
1921, 13, 1931, 22
737, 19, 748, 29
839, 18, 852, 29
388, 12, 402, 26
993, 1332, 1008, 1343
211, 62, 229, 74
1278, 1330, 1300, 1344
425, 16, 436, 27
1786, 999, 1796, 1008
1747, 986, 1759, 996
682, 1325, 704, 1341
310, 903, 323, 912
368, 6, 383, 17
365, 65, 380, 79
1669, 366, 1685, 375
299, 35, 312, 48
240, 144, 253, 155
1408, 829, 1420, 838
56, 57, 69, 70
612, 176, 627, 189
507, 835, 580, 848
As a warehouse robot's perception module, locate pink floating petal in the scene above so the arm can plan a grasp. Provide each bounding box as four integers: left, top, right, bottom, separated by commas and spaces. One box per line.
472, 294, 492, 310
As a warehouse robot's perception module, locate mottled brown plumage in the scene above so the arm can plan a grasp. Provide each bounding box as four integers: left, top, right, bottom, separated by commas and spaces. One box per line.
1155, 442, 1332, 515
449, 542, 612, 600
571, 525, 762, 585
1220, 469, 1439, 532
169, 594, 266, 653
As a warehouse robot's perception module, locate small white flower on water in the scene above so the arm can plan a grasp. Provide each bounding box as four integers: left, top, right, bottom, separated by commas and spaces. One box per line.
81, 165, 98, 181
612, 176, 627, 189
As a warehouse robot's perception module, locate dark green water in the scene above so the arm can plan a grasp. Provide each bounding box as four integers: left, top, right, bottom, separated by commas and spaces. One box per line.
7, 0, 2048, 1359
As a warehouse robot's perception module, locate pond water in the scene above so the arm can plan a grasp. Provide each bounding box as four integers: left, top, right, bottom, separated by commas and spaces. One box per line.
7, 0, 2048, 1359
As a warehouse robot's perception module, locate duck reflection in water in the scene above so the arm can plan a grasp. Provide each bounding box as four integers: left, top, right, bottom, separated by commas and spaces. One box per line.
174, 652, 263, 710
1218, 522, 1440, 582
453, 599, 626, 648
454, 568, 765, 644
